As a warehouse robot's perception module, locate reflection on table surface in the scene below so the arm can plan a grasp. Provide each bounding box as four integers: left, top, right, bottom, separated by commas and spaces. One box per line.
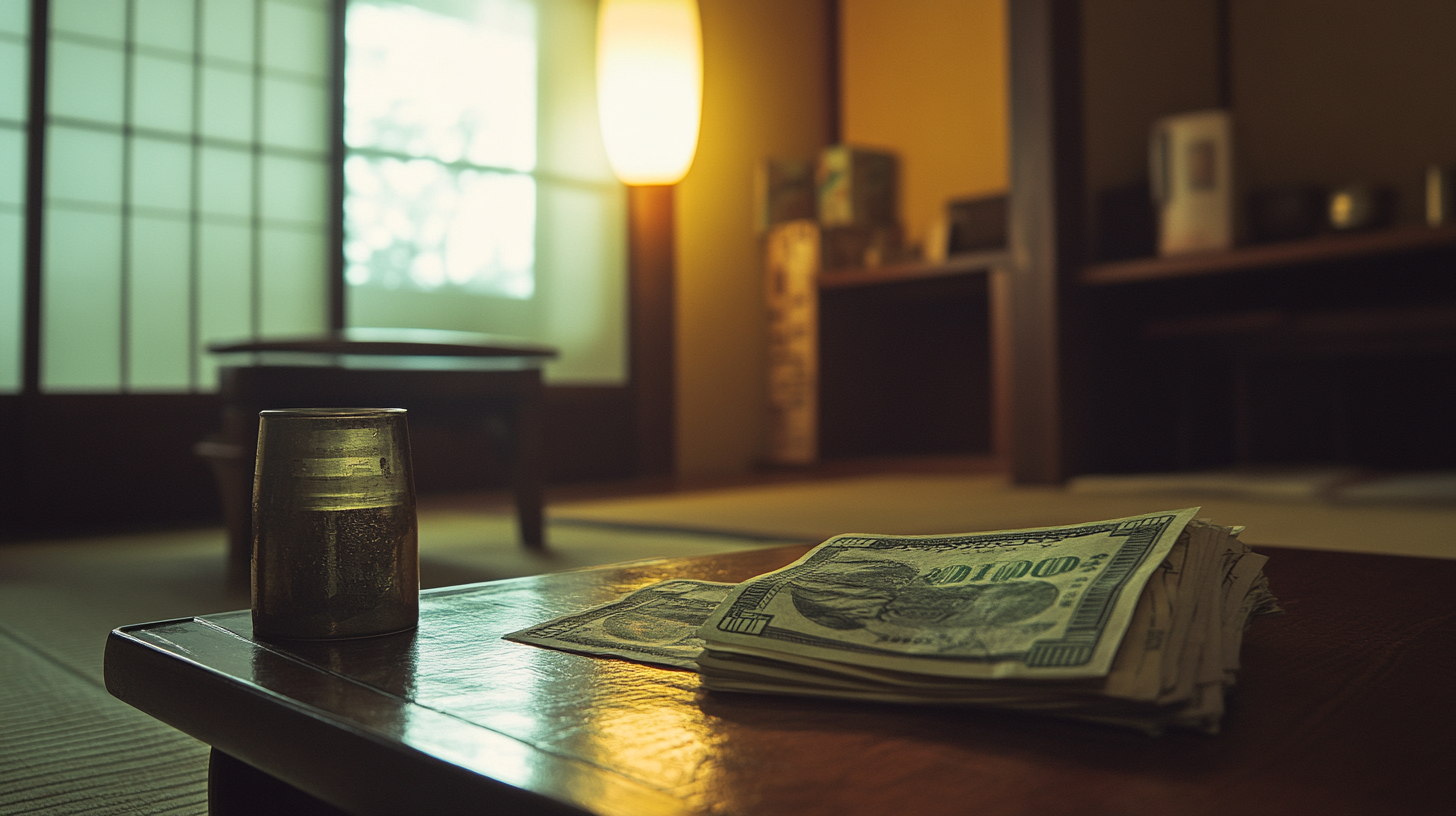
114, 544, 1456, 816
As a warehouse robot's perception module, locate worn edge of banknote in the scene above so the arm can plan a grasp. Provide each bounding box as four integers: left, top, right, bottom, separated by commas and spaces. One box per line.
503, 579, 738, 670
697, 508, 1202, 681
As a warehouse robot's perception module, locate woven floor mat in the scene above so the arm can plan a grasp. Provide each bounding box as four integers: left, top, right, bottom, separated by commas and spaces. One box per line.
552, 473, 1456, 559
0, 631, 209, 815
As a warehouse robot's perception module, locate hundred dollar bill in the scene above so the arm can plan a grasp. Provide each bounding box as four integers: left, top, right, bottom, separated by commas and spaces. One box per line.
504, 579, 737, 669
698, 508, 1202, 681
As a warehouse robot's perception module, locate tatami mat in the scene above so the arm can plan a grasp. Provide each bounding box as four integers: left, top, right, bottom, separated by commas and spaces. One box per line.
551, 473, 1456, 560
0, 634, 209, 816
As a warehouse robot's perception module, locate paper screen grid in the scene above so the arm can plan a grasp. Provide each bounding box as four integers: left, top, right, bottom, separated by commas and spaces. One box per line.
37, 0, 330, 393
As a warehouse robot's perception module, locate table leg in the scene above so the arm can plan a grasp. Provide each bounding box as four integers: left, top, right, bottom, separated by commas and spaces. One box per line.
208, 748, 351, 816
511, 387, 547, 550
193, 436, 254, 592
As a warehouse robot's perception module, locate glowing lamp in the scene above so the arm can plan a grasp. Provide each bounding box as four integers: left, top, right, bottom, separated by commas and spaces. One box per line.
596, 0, 702, 185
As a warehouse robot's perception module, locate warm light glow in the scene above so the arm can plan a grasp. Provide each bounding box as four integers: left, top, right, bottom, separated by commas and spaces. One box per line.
596, 0, 702, 185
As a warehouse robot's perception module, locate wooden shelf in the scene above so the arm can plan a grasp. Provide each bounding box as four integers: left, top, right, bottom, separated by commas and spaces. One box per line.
817, 249, 1010, 289
1079, 223, 1456, 287
1145, 303, 1456, 341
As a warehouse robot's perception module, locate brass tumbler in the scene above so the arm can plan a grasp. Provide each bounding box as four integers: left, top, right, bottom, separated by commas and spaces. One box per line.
252, 408, 419, 640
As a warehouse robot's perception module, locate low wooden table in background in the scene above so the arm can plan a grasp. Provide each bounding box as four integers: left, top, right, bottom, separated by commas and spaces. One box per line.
105, 545, 1455, 815
198, 329, 557, 586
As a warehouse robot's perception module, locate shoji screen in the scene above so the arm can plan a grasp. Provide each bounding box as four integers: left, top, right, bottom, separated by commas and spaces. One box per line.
0, 3, 25, 393
40, 0, 332, 392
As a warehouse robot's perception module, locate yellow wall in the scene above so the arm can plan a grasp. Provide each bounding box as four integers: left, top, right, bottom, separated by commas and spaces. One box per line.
675, 0, 1012, 477
674, 0, 832, 477
840, 0, 1008, 250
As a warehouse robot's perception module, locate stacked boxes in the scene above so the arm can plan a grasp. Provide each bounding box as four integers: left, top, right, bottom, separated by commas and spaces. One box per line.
816, 145, 898, 229
754, 159, 817, 234
815, 145, 901, 270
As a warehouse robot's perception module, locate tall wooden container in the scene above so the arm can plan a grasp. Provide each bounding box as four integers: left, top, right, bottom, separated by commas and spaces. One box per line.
764, 220, 821, 465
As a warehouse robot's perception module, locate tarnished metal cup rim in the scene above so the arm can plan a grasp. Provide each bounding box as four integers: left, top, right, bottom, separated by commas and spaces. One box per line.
260, 407, 408, 418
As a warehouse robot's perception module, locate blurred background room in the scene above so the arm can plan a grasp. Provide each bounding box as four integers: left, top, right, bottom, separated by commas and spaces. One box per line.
2, 0, 1455, 812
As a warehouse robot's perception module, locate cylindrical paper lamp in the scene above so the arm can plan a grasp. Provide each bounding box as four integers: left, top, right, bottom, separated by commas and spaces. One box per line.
596, 0, 703, 185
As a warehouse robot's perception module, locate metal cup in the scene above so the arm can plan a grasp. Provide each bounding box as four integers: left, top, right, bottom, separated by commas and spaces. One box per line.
251, 408, 419, 640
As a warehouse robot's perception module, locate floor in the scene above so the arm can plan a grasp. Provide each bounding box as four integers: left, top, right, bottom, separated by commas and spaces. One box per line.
552, 467, 1456, 559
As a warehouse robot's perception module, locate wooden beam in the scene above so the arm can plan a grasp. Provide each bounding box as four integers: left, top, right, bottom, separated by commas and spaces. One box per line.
22, 0, 48, 395
327, 0, 347, 331
1005, 0, 1085, 484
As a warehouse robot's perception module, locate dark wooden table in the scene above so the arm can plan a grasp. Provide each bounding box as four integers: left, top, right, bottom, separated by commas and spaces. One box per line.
199, 329, 557, 585
104, 545, 1456, 816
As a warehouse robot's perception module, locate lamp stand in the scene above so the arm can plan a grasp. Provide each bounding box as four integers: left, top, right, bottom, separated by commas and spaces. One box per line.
628, 184, 676, 477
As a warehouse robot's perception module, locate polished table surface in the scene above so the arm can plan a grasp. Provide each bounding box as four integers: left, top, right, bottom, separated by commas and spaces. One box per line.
105, 545, 1455, 816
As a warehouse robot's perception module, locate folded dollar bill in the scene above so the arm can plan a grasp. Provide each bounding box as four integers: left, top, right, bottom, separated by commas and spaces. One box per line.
504, 579, 736, 669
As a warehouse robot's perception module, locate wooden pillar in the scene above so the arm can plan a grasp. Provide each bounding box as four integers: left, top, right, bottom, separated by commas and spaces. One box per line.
628, 184, 677, 477
1005, 0, 1085, 484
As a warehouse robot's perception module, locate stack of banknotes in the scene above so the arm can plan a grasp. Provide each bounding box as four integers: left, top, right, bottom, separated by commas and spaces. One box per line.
506, 508, 1280, 734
